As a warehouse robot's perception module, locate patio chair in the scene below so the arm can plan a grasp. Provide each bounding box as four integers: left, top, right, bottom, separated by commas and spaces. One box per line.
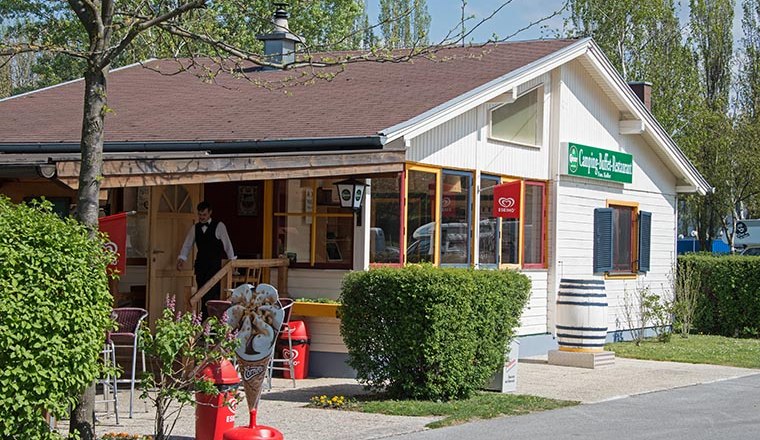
110, 307, 148, 418
206, 300, 232, 323
266, 297, 296, 390
97, 336, 119, 425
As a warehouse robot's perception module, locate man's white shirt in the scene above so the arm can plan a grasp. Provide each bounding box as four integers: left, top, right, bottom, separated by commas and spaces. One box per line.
177, 218, 236, 262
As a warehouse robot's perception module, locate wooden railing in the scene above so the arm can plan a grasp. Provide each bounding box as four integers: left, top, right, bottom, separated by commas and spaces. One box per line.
189, 258, 289, 313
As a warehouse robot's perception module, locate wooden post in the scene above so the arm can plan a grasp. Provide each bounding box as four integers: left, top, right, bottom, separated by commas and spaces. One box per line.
277, 261, 288, 297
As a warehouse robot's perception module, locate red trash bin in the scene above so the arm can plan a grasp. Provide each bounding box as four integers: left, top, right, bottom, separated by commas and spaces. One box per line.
278, 320, 310, 379
196, 359, 239, 440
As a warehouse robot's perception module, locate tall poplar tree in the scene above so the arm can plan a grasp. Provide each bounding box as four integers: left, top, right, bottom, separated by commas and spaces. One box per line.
685, 0, 734, 250
718, 0, 760, 245
379, 0, 430, 48
567, 0, 701, 138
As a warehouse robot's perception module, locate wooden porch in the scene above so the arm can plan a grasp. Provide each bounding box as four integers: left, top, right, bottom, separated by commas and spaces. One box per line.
189, 258, 290, 312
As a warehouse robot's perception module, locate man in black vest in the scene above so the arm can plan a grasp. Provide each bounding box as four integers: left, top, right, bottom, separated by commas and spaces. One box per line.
176, 201, 236, 317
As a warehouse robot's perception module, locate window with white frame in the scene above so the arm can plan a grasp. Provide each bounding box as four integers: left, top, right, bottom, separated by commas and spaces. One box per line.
490, 87, 542, 147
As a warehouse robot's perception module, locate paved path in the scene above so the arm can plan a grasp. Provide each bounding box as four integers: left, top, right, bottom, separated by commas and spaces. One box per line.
389, 374, 760, 440
64, 358, 759, 440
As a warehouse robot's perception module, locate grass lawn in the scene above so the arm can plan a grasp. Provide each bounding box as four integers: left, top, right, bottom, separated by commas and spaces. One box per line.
606, 334, 760, 369
344, 393, 577, 428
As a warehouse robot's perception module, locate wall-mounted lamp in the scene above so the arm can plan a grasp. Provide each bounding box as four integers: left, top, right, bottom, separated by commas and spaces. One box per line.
335, 178, 368, 226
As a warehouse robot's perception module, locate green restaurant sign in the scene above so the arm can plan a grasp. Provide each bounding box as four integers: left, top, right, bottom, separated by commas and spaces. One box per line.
564, 142, 633, 184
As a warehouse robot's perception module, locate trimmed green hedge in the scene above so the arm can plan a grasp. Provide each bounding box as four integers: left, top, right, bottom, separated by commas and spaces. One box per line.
679, 254, 760, 337
340, 265, 531, 400
0, 197, 113, 438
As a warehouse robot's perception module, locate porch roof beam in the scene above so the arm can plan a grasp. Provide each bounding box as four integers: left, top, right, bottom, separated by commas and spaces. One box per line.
56, 150, 406, 189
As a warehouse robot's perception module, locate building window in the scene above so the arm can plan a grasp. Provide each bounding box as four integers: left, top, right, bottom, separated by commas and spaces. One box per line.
612, 204, 635, 272
406, 169, 437, 264
273, 178, 353, 268
369, 174, 403, 265
522, 181, 546, 268
480, 176, 526, 267
440, 171, 472, 266
593, 202, 652, 275
490, 87, 542, 147
479, 176, 500, 266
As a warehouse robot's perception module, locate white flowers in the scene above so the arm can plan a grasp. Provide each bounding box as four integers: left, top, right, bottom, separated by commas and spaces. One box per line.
227, 283, 284, 362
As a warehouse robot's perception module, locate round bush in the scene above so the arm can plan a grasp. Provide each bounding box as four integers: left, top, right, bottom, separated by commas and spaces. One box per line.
0, 197, 113, 438
340, 264, 531, 400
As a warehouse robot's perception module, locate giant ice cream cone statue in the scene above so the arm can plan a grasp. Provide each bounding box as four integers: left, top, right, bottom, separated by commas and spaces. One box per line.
224, 283, 285, 440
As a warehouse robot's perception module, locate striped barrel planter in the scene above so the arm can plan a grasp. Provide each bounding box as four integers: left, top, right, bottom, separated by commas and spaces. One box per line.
556, 278, 608, 352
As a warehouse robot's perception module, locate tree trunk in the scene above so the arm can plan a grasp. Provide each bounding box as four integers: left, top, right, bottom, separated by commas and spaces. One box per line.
75, 66, 109, 227
69, 63, 109, 440
69, 384, 96, 440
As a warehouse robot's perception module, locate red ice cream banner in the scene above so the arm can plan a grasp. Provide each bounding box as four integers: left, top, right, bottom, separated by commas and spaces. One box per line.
98, 212, 128, 275
493, 181, 521, 219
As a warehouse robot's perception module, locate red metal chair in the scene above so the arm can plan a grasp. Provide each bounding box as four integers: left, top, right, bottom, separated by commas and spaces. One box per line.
110, 307, 148, 418
206, 300, 232, 322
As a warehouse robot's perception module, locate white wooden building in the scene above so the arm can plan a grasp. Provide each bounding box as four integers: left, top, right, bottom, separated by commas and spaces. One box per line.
0, 37, 710, 375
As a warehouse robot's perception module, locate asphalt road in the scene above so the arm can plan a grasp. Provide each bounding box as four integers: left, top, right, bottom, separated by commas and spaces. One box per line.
389, 374, 760, 440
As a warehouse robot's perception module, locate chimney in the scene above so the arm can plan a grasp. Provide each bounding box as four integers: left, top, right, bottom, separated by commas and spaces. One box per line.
257, 3, 302, 69
628, 81, 652, 111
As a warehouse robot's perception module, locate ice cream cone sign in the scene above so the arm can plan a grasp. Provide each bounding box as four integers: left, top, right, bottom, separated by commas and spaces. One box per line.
227, 283, 284, 410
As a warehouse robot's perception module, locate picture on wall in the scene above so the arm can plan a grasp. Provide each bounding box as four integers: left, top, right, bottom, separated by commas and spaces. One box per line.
237, 185, 259, 216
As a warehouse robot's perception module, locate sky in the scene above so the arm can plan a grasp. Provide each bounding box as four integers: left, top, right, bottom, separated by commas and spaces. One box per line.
367, 0, 567, 44
366, 0, 745, 47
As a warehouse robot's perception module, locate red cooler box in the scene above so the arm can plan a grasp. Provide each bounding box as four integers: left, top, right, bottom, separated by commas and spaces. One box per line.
277, 320, 310, 379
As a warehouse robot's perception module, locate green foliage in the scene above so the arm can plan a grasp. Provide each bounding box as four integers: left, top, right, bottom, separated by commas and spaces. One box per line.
678, 254, 760, 337
138, 298, 238, 440
294, 297, 340, 304
340, 265, 531, 401
622, 283, 672, 345
1, 0, 365, 92
378, 0, 430, 48
671, 259, 701, 338
606, 334, 760, 369
566, 0, 702, 136
353, 392, 577, 429
0, 196, 113, 439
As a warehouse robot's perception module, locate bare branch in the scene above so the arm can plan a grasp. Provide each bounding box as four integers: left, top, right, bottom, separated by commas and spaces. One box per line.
103, 0, 207, 67
0, 42, 89, 59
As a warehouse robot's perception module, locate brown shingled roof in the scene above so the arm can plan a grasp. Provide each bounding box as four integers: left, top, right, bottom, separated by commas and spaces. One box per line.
0, 39, 577, 145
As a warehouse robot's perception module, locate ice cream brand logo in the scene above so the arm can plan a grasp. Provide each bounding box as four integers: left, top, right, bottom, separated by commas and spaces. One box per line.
104, 241, 119, 264
498, 197, 515, 209
243, 365, 265, 382
496, 197, 516, 215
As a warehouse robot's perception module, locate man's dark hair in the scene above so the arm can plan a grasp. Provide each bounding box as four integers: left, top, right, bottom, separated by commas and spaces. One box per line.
197, 201, 212, 212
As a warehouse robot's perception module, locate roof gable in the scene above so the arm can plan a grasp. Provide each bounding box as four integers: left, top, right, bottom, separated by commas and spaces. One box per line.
385, 38, 710, 195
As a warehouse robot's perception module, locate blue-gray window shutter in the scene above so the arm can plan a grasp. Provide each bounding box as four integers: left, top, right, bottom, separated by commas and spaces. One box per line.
638, 211, 652, 273
594, 208, 613, 273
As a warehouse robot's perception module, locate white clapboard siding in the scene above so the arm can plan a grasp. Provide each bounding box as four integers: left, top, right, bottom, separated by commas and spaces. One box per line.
407, 108, 478, 169
270, 268, 346, 300
517, 271, 548, 335
407, 74, 552, 181
553, 59, 678, 332
292, 316, 348, 354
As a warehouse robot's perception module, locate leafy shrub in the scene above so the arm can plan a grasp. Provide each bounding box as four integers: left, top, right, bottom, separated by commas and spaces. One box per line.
139, 296, 237, 440
0, 197, 113, 439
678, 254, 760, 337
340, 265, 531, 401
